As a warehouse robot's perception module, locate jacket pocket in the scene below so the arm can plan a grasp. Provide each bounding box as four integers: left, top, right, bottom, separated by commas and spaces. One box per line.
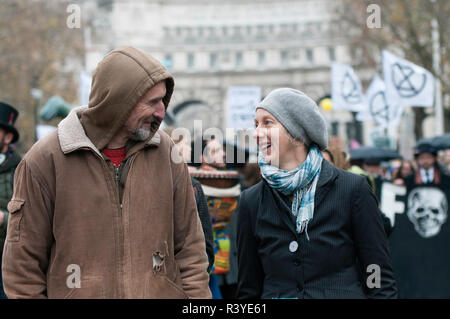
145, 273, 189, 299
48, 275, 105, 299
6, 198, 25, 242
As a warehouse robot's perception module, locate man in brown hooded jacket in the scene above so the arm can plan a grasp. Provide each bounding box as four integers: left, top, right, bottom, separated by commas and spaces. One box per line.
1, 47, 211, 299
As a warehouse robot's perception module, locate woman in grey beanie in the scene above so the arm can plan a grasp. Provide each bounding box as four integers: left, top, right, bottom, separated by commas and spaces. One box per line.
236, 88, 397, 299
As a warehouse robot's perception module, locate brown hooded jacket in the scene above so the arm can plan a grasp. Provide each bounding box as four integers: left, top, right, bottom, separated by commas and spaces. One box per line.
1, 47, 211, 299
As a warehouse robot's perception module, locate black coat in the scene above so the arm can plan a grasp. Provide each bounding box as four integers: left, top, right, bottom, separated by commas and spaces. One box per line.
191, 177, 215, 274
236, 160, 397, 299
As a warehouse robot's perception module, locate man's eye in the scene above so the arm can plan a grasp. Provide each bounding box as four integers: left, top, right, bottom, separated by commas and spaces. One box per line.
264, 120, 272, 125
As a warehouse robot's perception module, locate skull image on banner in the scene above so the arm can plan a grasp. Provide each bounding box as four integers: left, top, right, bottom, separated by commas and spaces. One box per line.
407, 187, 448, 238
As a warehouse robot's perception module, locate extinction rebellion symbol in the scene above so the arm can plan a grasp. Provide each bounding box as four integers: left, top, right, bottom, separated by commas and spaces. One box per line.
369, 90, 390, 125
341, 71, 362, 104
391, 63, 427, 98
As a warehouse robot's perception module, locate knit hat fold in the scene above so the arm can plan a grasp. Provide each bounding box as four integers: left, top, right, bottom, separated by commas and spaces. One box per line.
257, 88, 328, 150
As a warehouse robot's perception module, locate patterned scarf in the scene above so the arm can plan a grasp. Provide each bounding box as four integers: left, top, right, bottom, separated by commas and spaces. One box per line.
258, 145, 323, 240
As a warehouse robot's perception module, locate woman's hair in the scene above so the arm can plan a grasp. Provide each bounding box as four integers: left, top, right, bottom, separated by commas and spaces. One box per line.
392, 160, 416, 180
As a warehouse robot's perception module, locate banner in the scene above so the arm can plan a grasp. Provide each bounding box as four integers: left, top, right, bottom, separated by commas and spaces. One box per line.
382, 50, 435, 108
226, 86, 261, 130
378, 175, 450, 298
331, 62, 365, 112
365, 75, 403, 127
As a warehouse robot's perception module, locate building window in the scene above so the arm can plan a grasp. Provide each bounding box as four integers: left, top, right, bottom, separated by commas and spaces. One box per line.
198, 27, 204, 37
210, 53, 217, 69
187, 53, 194, 69
222, 26, 228, 36
236, 52, 243, 68
280, 50, 288, 66
258, 51, 265, 67
331, 122, 339, 136
306, 48, 314, 63
328, 47, 336, 62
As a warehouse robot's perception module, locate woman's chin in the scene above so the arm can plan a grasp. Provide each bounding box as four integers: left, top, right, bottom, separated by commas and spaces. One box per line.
263, 154, 279, 167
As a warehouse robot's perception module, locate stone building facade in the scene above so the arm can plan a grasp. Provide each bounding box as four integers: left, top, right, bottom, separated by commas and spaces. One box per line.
82, 0, 379, 150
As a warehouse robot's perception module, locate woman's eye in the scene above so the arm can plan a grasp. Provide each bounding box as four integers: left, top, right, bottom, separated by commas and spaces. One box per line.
264, 120, 272, 125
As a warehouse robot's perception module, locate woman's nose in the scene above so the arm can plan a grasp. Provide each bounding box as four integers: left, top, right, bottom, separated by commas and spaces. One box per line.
254, 127, 264, 140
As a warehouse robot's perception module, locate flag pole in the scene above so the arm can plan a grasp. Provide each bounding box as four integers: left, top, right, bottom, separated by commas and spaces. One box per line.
431, 0, 444, 135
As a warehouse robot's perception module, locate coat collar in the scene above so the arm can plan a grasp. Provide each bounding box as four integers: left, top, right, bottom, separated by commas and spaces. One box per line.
58, 105, 161, 157
314, 159, 338, 208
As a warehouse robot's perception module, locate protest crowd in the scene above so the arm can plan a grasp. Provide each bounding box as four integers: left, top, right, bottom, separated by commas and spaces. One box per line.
1, 0, 450, 300
0, 45, 448, 300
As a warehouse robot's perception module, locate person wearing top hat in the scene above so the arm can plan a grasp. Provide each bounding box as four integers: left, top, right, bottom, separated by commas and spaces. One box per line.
409, 144, 443, 186
0, 102, 21, 299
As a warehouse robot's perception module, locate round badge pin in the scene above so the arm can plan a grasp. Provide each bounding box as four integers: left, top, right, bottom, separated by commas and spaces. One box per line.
289, 241, 298, 253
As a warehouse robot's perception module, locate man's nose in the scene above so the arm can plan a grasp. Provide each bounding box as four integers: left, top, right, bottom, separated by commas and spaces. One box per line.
153, 102, 166, 120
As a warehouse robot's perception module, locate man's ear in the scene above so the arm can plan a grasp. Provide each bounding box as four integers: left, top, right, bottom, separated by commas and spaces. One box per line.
4, 132, 14, 145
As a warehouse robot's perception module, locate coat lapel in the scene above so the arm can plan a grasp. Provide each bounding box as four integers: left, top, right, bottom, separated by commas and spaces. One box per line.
264, 181, 298, 235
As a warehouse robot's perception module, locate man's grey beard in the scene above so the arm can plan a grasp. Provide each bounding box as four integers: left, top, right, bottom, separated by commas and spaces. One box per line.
130, 126, 151, 141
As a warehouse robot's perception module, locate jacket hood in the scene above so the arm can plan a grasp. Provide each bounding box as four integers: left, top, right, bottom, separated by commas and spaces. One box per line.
80, 46, 174, 150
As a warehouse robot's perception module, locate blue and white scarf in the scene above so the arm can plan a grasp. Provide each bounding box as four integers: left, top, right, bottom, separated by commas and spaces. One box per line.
258, 145, 323, 240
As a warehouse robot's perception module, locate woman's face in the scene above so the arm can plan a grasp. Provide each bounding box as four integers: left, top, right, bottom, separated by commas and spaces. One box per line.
400, 161, 413, 176
254, 109, 296, 167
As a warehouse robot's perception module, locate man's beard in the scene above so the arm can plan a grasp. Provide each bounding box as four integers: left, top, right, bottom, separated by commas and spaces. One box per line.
129, 118, 161, 141
130, 126, 151, 141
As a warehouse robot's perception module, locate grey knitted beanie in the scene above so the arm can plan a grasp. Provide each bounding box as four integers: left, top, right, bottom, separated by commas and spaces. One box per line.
257, 88, 328, 150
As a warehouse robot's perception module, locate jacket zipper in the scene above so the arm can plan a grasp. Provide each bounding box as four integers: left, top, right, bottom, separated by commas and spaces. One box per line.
114, 164, 123, 213
111, 162, 125, 298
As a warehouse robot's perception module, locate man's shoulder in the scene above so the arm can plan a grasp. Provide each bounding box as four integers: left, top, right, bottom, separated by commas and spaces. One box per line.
22, 130, 61, 165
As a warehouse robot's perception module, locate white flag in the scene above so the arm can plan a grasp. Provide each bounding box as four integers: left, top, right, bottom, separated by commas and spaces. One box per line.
365, 75, 403, 127
226, 86, 261, 130
355, 102, 373, 123
79, 71, 92, 106
382, 50, 435, 108
331, 62, 365, 112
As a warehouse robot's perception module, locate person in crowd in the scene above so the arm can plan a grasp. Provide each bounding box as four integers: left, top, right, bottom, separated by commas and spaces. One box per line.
362, 159, 385, 179
0, 102, 22, 299
236, 162, 261, 191
441, 149, 450, 174
321, 145, 349, 170
2, 47, 211, 299
164, 127, 215, 274
391, 160, 415, 186
389, 144, 450, 298
236, 88, 397, 299
408, 144, 444, 186
348, 159, 376, 193
193, 137, 239, 299
198, 137, 227, 171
